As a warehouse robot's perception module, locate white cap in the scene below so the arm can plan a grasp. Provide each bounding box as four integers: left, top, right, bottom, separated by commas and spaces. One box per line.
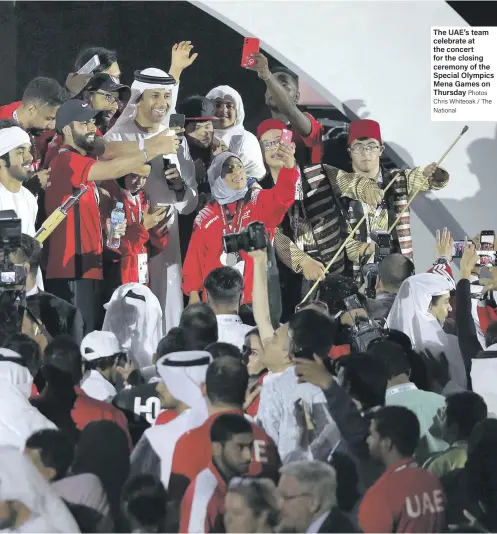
80, 331, 121, 361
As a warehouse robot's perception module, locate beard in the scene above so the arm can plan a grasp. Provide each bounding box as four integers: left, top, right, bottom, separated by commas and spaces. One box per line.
73, 130, 96, 152
27, 127, 45, 137
10, 164, 33, 183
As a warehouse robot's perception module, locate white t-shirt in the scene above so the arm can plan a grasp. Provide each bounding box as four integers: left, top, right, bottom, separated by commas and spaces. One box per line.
0, 182, 38, 235
216, 314, 253, 351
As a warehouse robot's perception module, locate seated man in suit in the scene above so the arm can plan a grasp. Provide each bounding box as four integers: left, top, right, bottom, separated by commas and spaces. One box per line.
9, 234, 85, 348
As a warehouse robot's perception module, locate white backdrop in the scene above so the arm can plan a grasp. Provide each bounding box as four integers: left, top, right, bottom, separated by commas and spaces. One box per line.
193, 0, 497, 272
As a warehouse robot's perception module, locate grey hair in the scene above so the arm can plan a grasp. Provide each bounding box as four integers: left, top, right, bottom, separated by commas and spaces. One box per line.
280, 460, 337, 512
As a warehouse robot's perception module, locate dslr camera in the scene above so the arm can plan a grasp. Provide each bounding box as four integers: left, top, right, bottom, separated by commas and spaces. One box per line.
223, 221, 268, 254
343, 294, 385, 353
362, 230, 393, 299
0, 211, 27, 340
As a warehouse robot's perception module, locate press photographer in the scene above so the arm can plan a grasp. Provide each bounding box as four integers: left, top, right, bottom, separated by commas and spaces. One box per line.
0, 210, 26, 344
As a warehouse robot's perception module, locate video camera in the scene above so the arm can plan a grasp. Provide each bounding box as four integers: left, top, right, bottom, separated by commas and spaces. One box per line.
223, 221, 268, 254
362, 230, 393, 299
343, 294, 385, 353
0, 210, 26, 341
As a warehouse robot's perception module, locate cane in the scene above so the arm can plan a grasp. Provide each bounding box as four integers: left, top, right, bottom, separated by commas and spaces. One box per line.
300, 126, 469, 304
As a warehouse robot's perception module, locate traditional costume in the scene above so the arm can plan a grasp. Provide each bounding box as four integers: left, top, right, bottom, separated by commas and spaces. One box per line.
343, 120, 449, 278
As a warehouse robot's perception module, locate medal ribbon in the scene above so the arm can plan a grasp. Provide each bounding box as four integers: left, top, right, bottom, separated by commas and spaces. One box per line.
219, 201, 244, 236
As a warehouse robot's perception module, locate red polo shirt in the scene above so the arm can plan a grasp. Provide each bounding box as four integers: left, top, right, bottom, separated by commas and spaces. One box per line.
44, 145, 103, 280
169, 409, 280, 502
359, 458, 445, 533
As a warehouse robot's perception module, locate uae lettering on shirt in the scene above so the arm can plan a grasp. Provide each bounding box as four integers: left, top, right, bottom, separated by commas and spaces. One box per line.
134, 396, 161, 425
405, 490, 444, 518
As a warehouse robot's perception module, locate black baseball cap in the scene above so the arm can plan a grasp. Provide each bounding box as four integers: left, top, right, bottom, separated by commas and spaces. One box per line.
55, 99, 100, 131
177, 95, 218, 122
78, 73, 131, 103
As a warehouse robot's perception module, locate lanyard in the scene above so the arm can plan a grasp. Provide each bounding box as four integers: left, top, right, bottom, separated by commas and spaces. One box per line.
128, 192, 144, 224
219, 201, 244, 236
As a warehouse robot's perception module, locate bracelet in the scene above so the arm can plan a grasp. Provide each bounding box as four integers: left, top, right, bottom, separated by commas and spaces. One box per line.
258, 71, 272, 82
142, 148, 149, 163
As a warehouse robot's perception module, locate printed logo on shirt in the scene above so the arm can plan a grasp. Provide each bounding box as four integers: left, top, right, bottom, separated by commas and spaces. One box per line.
133, 397, 161, 425
205, 215, 219, 229
405, 490, 444, 518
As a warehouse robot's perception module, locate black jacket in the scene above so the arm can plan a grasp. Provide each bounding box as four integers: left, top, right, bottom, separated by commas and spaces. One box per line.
26, 290, 85, 344
317, 507, 362, 533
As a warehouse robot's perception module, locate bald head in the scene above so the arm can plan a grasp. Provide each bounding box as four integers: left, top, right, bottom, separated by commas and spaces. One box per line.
377, 254, 414, 293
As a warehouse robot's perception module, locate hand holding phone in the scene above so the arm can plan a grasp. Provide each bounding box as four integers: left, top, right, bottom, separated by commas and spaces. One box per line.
241, 37, 260, 68
77, 54, 100, 75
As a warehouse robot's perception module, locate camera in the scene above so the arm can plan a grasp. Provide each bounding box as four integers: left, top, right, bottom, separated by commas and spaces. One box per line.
223, 221, 268, 254
343, 294, 385, 353
362, 230, 393, 299
0, 211, 27, 342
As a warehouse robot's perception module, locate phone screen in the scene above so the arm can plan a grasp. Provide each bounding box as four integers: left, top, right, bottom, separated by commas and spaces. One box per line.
280, 129, 293, 145
241, 37, 260, 68
480, 231, 495, 251
452, 240, 466, 259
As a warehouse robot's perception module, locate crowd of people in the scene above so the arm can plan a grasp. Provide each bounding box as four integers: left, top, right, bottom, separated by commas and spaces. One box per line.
1, 38, 497, 534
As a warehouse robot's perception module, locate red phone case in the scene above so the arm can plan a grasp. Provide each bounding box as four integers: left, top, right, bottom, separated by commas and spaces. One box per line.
241, 37, 260, 68
280, 129, 293, 145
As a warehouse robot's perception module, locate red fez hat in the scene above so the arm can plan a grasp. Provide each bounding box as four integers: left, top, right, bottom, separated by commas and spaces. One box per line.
348, 119, 382, 145
257, 118, 287, 139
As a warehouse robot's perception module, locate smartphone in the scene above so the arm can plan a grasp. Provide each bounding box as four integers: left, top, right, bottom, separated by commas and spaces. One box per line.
480, 230, 495, 251
77, 54, 100, 75
241, 37, 260, 68
452, 240, 466, 259
344, 294, 363, 311
280, 129, 293, 145
163, 161, 178, 190
169, 113, 185, 134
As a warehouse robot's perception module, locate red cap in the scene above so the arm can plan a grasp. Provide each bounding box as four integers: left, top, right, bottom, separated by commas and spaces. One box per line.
348, 119, 382, 145
257, 118, 287, 139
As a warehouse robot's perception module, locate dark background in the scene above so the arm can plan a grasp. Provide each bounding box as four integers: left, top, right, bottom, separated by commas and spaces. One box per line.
1, 1, 495, 135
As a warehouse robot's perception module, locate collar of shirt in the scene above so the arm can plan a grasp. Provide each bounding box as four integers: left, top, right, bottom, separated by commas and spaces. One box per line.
385, 382, 418, 397
383, 457, 417, 477
307, 511, 330, 533
207, 460, 228, 492
216, 314, 244, 326
26, 286, 39, 297
262, 370, 285, 386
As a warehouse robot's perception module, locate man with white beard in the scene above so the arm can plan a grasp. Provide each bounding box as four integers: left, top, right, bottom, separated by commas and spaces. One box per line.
105, 47, 198, 332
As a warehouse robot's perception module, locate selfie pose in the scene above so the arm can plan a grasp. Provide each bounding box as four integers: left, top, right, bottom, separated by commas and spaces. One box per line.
182, 145, 299, 308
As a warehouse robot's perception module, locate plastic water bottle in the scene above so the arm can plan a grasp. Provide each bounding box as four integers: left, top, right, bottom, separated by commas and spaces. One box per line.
107, 202, 126, 249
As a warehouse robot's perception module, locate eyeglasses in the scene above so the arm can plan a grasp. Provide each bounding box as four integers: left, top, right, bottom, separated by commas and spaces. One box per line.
261, 139, 280, 151
349, 144, 382, 154
90, 91, 119, 105
295, 300, 329, 313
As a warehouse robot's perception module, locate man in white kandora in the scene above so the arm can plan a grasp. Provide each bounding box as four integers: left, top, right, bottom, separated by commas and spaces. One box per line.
105, 48, 198, 333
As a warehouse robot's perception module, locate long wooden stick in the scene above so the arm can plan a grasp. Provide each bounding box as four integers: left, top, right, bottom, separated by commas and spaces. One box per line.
300, 125, 469, 304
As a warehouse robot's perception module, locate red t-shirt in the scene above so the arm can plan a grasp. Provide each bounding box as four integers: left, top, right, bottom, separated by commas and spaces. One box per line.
169, 409, 281, 502
291, 112, 324, 166
43, 129, 103, 169
44, 145, 103, 280
72, 386, 132, 450
359, 459, 445, 533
